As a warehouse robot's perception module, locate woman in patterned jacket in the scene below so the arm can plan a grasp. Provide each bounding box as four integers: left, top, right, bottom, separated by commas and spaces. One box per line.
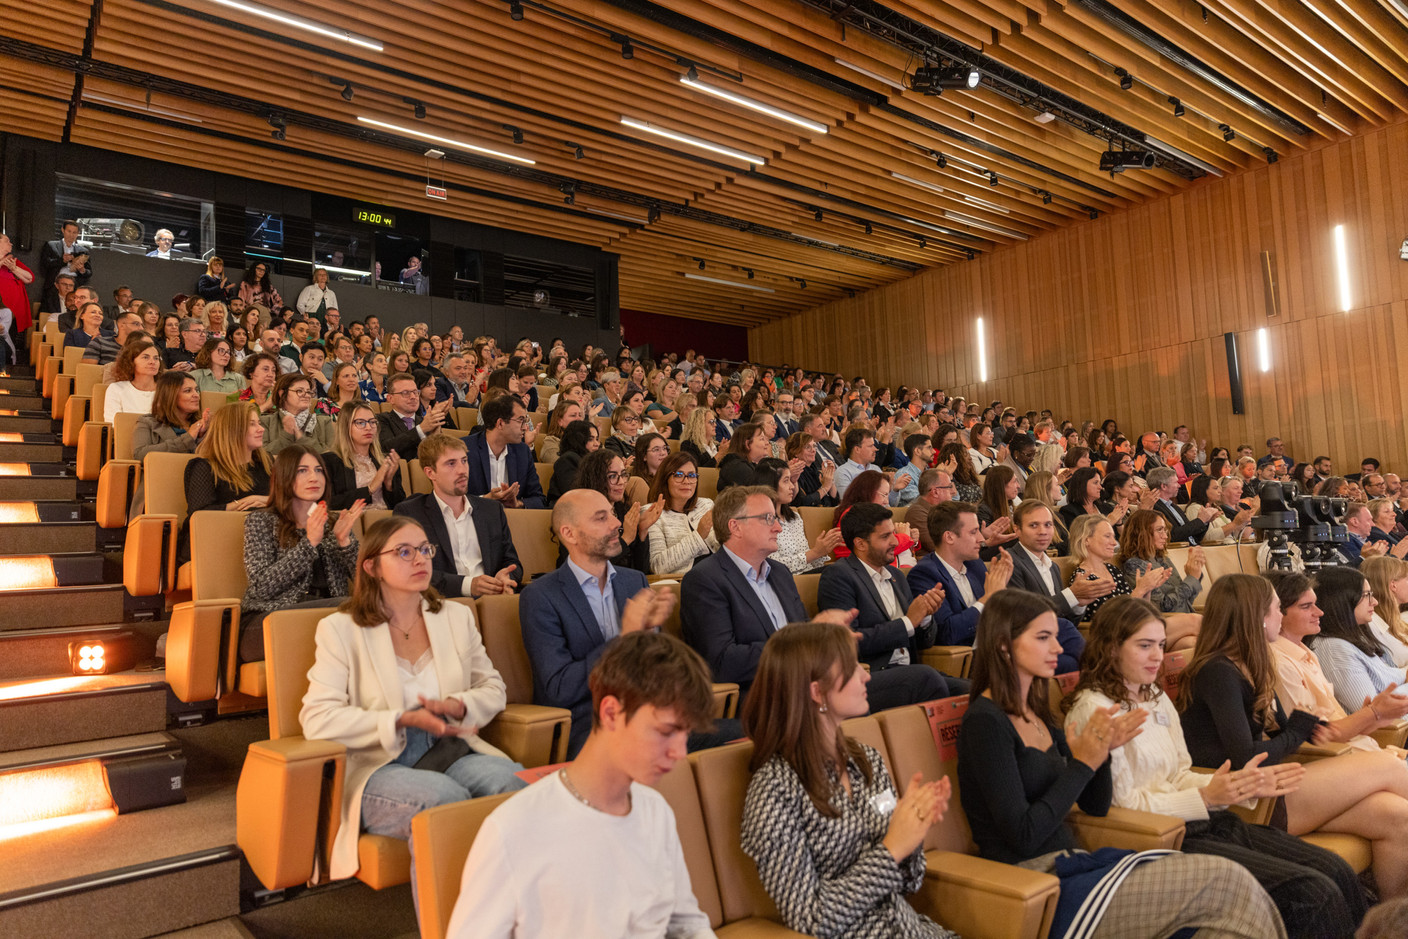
739, 619, 959, 939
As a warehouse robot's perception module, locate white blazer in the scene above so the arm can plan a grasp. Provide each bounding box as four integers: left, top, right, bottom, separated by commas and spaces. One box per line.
300, 599, 511, 880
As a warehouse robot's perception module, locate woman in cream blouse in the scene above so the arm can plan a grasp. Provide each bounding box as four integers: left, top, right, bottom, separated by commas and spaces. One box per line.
300, 515, 526, 882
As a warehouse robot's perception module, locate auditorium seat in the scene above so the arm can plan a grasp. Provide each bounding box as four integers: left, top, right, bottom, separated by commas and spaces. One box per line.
455, 407, 477, 429
794, 572, 820, 616
122, 451, 198, 599
503, 508, 556, 581
652, 582, 738, 719
236, 600, 570, 893
407, 458, 432, 495
697, 467, 719, 500
112, 410, 141, 461
200, 390, 232, 414
534, 461, 552, 496
796, 506, 833, 549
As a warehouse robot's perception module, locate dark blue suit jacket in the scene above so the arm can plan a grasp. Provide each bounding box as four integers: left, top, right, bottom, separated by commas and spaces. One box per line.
817, 556, 934, 670
907, 554, 986, 645
392, 494, 522, 598
519, 562, 649, 757
680, 550, 806, 698
464, 432, 546, 509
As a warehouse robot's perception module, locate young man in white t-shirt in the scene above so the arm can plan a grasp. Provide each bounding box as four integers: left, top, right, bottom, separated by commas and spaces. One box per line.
446, 631, 717, 939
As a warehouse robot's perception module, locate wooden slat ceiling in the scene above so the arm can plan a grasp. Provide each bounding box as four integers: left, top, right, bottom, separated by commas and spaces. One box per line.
3, 0, 1406, 325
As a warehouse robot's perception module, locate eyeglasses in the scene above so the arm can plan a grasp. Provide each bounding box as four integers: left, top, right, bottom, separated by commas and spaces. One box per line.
379, 543, 437, 562
390, 389, 419, 397
671, 471, 699, 480
184, 327, 207, 335
736, 513, 781, 526
289, 388, 312, 398
620, 415, 641, 424
513, 416, 533, 426
351, 418, 377, 429
605, 471, 628, 482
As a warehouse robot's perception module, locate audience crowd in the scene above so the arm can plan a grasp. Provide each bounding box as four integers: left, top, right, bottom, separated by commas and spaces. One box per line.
25, 240, 1408, 938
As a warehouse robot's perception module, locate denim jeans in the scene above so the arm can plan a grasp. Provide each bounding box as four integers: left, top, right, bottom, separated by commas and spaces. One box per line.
361, 726, 527, 841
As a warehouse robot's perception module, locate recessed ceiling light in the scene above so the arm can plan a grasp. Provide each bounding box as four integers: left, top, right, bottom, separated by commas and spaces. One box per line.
200, 0, 382, 50
684, 273, 775, 292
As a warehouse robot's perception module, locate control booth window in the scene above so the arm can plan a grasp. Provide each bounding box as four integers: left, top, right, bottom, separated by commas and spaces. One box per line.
55, 174, 213, 264
312, 224, 373, 285
503, 254, 597, 317
375, 231, 427, 295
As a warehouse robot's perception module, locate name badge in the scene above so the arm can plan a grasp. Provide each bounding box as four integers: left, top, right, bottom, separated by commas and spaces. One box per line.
872, 790, 897, 816
1154, 711, 1170, 726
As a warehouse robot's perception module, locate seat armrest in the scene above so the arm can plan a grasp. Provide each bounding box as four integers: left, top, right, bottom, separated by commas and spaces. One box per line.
96, 460, 140, 529
1070, 806, 1184, 851
237, 736, 347, 890
123, 514, 178, 596
712, 682, 739, 720
920, 646, 973, 679
62, 394, 91, 447
1370, 720, 1408, 750
1290, 741, 1353, 762
914, 850, 1059, 939
76, 420, 112, 481
166, 598, 240, 703
1190, 766, 1277, 826
478, 703, 571, 767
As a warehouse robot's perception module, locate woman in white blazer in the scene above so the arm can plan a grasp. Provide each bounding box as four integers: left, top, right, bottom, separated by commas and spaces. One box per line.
300, 515, 526, 882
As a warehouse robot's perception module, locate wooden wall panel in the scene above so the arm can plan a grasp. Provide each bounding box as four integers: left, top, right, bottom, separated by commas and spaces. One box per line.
750, 118, 1408, 473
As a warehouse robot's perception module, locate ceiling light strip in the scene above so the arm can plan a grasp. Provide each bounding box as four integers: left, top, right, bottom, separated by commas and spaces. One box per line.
620, 118, 766, 165
680, 77, 828, 134
199, 0, 383, 51
833, 58, 908, 92
963, 195, 1009, 214
357, 117, 536, 165
684, 273, 776, 292
84, 94, 204, 123
889, 171, 945, 195
943, 211, 1028, 240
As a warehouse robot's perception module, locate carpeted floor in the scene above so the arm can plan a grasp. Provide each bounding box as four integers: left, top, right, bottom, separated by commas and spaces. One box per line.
238, 881, 417, 939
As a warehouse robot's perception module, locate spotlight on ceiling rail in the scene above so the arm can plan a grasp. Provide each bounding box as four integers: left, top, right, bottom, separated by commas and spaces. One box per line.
910, 65, 980, 95
1099, 149, 1155, 173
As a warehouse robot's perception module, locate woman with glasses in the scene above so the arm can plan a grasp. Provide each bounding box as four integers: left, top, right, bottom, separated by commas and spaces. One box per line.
238, 260, 282, 313
239, 443, 364, 663
301, 514, 526, 886
756, 457, 840, 574
548, 419, 599, 507
624, 433, 670, 505
1308, 565, 1408, 715
325, 404, 404, 511
567, 448, 661, 573
261, 372, 334, 458
190, 336, 246, 395
646, 453, 718, 576
786, 431, 838, 507
602, 405, 641, 460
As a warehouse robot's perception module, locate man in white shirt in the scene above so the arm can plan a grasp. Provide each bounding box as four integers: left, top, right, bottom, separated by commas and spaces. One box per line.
392, 433, 521, 598
833, 425, 878, 499
1004, 501, 1104, 672
905, 501, 1012, 645
447, 629, 717, 939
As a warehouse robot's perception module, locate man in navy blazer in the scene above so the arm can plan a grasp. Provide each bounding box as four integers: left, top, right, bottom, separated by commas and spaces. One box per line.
906, 501, 1013, 646
465, 393, 546, 509
393, 434, 522, 598
520, 489, 674, 756
817, 503, 965, 705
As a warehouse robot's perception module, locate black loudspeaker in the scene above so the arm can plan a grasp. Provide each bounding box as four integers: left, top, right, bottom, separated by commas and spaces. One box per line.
1225, 332, 1245, 415
102, 752, 188, 814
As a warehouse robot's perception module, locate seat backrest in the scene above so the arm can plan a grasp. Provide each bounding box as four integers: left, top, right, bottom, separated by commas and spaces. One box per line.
357, 508, 393, 539
1054, 555, 1078, 587
794, 571, 822, 617
690, 741, 782, 924
62, 344, 86, 373
472, 594, 532, 705
142, 451, 198, 517
91, 382, 110, 423
112, 411, 142, 461
840, 714, 891, 773
696, 467, 719, 500
504, 508, 556, 580
190, 510, 250, 600
528, 411, 546, 428
408, 459, 432, 494
263, 606, 337, 739
891, 505, 909, 526
411, 792, 518, 939
798, 506, 834, 549
455, 407, 477, 430
876, 701, 975, 854
653, 759, 725, 928
1204, 543, 1251, 584
534, 461, 553, 496
655, 582, 683, 639
74, 362, 105, 397
201, 391, 232, 415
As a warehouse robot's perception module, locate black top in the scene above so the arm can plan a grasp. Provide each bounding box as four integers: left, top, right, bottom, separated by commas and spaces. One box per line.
795, 460, 837, 507
322, 450, 407, 511
195, 274, 238, 303
1179, 655, 1322, 769
957, 695, 1110, 865
179, 457, 272, 565
548, 451, 583, 507
164, 346, 197, 369
1058, 501, 1096, 533
680, 439, 717, 469
717, 453, 760, 493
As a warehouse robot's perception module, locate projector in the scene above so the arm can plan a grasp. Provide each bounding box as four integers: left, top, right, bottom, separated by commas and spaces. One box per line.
1099, 150, 1156, 173
910, 66, 980, 95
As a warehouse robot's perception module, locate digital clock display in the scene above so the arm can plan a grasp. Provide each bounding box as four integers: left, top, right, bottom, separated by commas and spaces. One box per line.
353, 207, 396, 228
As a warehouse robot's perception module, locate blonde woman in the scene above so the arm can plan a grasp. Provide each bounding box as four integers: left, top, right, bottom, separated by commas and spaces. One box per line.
679, 406, 718, 468
179, 401, 272, 563
325, 404, 404, 511
1363, 555, 1408, 667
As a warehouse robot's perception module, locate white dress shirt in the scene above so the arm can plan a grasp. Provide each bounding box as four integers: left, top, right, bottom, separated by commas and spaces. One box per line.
435, 491, 485, 593
938, 555, 980, 612
1019, 544, 1085, 616
858, 557, 916, 666
487, 442, 509, 490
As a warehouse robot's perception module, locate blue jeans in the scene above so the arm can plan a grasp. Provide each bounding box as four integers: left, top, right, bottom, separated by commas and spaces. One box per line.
361, 726, 527, 841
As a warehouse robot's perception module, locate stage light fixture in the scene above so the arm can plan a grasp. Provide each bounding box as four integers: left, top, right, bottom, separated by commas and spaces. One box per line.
744, 268, 754, 279
1220, 123, 1235, 141
813, 208, 823, 221
621, 41, 634, 60
686, 65, 699, 81
1115, 68, 1133, 90
695, 258, 706, 270
647, 205, 661, 223
509, 1, 524, 20
918, 236, 927, 248
341, 83, 354, 102
1264, 147, 1278, 163
1041, 191, 1053, 205
935, 153, 947, 169
799, 279, 807, 288
863, 222, 872, 235
988, 172, 999, 186
911, 65, 980, 95
503, 124, 524, 144
404, 97, 426, 119
1170, 97, 1185, 117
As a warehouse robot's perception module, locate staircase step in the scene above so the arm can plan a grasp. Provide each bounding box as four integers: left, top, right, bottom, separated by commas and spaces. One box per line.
0, 730, 178, 775
0, 584, 125, 630
0, 523, 97, 554
156, 917, 256, 938
0, 673, 168, 750
0, 476, 79, 500
0, 553, 107, 589
0, 376, 38, 392
0, 413, 56, 434
0, 393, 46, 410
0, 441, 64, 462
0, 501, 90, 524
0, 625, 155, 683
